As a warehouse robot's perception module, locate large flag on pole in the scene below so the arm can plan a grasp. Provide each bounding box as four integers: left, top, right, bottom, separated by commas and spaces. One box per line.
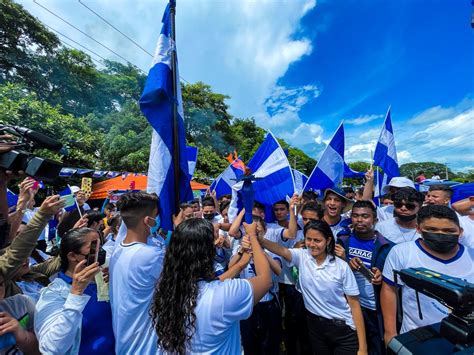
228, 132, 295, 223
304, 122, 345, 191
139, 2, 192, 231
186, 146, 198, 178
373, 107, 400, 178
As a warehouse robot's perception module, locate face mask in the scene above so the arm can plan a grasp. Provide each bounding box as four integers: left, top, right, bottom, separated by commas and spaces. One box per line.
422, 231, 459, 254
394, 211, 417, 222
203, 213, 215, 220
147, 216, 160, 235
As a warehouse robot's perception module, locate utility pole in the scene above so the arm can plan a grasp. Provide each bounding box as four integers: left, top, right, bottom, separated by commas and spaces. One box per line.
445, 163, 449, 180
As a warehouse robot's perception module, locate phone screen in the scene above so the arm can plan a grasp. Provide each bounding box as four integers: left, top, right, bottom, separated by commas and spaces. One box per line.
358, 263, 375, 281
86, 239, 100, 266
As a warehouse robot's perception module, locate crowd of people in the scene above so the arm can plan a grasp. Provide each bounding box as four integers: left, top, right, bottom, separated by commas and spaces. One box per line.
0, 166, 473, 354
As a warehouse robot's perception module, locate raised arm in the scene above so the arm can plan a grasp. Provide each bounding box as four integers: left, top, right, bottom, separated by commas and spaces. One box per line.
0, 195, 65, 281
8, 178, 35, 243
244, 222, 272, 305
228, 209, 245, 239
362, 168, 374, 201
380, 281, 398, 346
283, 193, 299, 239
259, 236, 292, 263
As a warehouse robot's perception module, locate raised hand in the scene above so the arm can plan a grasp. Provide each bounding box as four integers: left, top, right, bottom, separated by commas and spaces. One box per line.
70, 260, 100, 296
39, 195, 66, 215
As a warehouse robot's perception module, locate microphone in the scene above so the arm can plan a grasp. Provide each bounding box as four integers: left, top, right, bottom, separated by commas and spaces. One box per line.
13, 126, 63, 151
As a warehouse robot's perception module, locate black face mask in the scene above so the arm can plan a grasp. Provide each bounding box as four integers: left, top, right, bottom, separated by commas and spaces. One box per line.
203, 213, 215, 220
422, 231, 459, 254
394, 210, 417, 222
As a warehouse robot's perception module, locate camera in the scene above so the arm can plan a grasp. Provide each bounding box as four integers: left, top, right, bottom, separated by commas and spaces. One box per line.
388, 267, 474, 354
0, 124, 64, 182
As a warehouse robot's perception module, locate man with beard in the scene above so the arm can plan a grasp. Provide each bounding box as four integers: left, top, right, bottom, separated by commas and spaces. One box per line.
380, 205, 474, 346
376, 188, 424, 244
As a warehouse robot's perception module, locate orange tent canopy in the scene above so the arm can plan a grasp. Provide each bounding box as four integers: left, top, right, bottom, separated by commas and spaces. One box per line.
90, 175, 209, 200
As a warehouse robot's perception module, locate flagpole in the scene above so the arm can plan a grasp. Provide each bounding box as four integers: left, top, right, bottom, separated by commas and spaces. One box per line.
170, 0, 180, 212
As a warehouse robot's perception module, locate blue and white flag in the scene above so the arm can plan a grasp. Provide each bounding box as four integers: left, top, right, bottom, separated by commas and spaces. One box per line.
292, 169, 308, 194
76, 169, 93, 175
373, 170, 388, 206
211, 160, 245, 199
92, 170, 107, 178
59, 168, 77, 178
304, 122, 345, 191
186, 146, 198, 178
343, 161, 365, 178
373, 107, 400, 179
228, 132, 295, 223
7, 189, 18, 208
139, 2, 193, 231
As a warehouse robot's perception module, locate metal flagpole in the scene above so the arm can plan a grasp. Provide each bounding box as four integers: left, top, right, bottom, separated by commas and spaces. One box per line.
169, 0, 180, 212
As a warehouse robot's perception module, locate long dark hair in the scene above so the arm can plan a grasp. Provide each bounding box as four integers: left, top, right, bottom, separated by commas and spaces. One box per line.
304, 220, 336, 259
150, 218, 216, 354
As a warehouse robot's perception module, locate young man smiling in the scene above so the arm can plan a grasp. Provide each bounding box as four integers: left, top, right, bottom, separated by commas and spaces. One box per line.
381, 205, 474, 347
322, 187, 352, 240
337, 200, 394, 355
376, 188, 424, 244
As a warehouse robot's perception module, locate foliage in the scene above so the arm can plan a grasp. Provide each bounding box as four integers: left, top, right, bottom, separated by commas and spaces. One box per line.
400, 162, 451, 180
0, 83, 103, 168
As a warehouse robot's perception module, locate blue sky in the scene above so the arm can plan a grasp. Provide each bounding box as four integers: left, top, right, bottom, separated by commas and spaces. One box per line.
16, 0, 474, 171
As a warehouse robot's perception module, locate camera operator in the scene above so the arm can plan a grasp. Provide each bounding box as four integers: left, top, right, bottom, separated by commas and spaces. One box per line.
381, 205, 474, 347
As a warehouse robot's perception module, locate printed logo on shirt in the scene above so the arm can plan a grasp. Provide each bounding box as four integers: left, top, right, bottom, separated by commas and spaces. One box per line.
18, 312, 29, 329
348, 247, 373, 260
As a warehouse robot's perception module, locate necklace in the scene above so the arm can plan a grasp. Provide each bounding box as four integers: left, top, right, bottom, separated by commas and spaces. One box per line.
396, 221, 417, 243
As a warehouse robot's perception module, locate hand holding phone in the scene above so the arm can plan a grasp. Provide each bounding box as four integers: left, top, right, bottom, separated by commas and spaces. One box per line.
357, 262, 375, 282
86, 239, 100, 266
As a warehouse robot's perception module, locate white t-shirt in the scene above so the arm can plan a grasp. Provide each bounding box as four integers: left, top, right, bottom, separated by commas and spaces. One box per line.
459, 216, 474, 249
383, 240, 474, 333
328, 217, 351, 241
184, 279, 254, 354
238, 251, 281, 302
376, 218, 420, 244
377, 205, 395, 222
109, 240, 165, 354
265, 229, 304, 285
288, 249, 359, 329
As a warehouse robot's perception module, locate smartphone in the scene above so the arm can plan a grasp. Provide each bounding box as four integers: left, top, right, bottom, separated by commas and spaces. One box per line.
81, 177, 92, 197
358, 263, 375, 281
86, 239, 100, 266
46, 186, 54, 196
28, 177, 39, 190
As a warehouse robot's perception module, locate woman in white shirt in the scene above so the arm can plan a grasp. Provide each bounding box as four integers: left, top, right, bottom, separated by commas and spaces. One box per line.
150, 218, 272, 354
259, 220, 368, 355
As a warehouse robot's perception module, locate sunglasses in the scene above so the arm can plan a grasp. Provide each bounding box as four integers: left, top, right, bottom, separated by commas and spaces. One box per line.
393, 202, 418, 210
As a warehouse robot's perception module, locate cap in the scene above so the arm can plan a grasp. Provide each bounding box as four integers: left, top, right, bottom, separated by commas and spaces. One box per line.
70, 186, 80, 194
451, 182, 474, 204
323, 187, 354, 213
382, 177, 415, 194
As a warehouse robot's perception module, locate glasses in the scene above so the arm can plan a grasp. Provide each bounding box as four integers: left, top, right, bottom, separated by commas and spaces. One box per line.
393, 202, 418, 210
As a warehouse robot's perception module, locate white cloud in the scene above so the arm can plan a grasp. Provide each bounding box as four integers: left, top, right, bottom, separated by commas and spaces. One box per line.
407, 97, 474, 125
346, 114, 383, 125
255, 84, 324, 156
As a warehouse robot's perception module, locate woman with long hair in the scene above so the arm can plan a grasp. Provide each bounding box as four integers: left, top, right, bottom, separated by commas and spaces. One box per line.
150, 218, 272, 354
259, 220, 368, 355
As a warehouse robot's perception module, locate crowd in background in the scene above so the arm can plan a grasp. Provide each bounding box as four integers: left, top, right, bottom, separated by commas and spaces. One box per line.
0, 167, 473, 354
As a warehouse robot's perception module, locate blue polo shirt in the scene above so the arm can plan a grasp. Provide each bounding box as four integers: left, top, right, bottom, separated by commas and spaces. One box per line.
58, 273, 115, 354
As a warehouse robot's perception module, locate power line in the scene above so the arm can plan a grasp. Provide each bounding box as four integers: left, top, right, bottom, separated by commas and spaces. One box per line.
33, 0, 146, 73
44, 24, 108, 63
77, 0, 153, 58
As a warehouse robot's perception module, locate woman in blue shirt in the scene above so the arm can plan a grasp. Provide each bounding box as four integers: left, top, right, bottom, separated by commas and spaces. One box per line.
35, 227, 115, 354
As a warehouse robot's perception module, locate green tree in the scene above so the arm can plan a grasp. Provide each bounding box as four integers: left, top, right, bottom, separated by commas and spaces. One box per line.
0, 83, 104, 168
400, 162, 452, 180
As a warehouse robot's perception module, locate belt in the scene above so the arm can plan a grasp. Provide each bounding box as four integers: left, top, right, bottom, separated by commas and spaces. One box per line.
307, 311, 347, 326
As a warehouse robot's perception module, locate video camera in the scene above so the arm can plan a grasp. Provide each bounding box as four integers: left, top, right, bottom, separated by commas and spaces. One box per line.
388, 267, 474, 354
0, 124, 64, 182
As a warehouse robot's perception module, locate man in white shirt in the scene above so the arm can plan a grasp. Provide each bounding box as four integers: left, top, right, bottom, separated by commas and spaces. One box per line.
451, 182, 474, 249
109, 192, 165, 354
380, 205, 474, 347
362, 171, 416, 221
376, 188, 424, 244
